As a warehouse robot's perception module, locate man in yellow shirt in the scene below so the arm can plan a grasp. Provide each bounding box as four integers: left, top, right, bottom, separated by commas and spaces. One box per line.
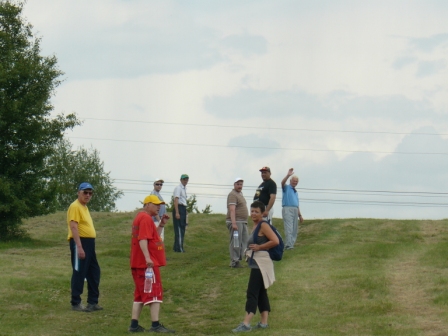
67, 182, 103, 312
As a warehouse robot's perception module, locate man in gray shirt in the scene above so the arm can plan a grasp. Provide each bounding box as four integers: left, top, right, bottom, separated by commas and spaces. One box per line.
150, 178, 166, 241
226, 178, 249, 268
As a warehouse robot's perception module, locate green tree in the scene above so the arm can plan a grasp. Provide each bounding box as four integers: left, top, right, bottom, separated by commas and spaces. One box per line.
0, 1, 80, 239
46, 138, 123, 212
166, 194, 212, 214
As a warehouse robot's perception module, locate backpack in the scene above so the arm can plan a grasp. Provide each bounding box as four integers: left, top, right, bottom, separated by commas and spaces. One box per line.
251, 220, 284, 261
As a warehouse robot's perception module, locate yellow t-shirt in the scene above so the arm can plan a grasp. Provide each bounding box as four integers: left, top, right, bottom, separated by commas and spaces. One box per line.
67, 199, 96, 240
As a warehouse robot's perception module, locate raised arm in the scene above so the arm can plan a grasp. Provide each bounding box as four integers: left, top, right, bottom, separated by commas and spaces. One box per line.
281, 168, 294, 188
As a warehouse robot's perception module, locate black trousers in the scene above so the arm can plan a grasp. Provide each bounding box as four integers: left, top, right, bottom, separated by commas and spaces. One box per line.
69, 238, 101, 306
245, 268, 270, 314
173, 205, 187, 252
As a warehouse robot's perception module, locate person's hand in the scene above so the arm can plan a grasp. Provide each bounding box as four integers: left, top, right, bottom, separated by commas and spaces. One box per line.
146, 258, 154, 268
299, 215, 304, 223
287, 168, 294, 176
161, 214, 170, 224
232, 223, 238, 230
262, 210, 269, 217
77, 247, 86, 260
175, 213, 180, 220
249, 244, 260, 251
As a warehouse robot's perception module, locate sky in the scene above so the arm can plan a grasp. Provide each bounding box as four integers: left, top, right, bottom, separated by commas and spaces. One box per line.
22, 0, 448, 219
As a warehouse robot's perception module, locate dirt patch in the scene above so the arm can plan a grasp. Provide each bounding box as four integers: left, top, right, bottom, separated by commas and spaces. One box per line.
387, 252, 448, 335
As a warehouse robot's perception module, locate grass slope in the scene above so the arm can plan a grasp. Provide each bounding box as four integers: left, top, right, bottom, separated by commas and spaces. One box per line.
1, 213, 448, 335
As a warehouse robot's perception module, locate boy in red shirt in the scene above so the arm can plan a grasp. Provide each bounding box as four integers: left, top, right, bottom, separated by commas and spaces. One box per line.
129, 195, 175, 333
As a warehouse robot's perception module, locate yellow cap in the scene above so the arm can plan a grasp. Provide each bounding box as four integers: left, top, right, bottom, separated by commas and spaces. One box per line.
143, 195, 165, 205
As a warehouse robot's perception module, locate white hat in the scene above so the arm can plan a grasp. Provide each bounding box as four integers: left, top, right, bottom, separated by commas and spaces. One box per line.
234, 177, 244, 183
154, 178, 164, 183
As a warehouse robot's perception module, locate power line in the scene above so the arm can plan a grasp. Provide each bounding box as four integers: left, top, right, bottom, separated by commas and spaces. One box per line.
80, 117, 448, 136
69, 136, 448, 156
114, 178, 448, 196
119, 188, 448, 208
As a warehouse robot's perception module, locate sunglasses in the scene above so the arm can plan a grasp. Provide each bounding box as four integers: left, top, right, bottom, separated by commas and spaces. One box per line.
155, 183, 163, 186
82, 191, 93, 195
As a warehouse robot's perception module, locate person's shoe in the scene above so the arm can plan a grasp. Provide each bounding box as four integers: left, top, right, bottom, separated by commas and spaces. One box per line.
231, 262, 244, 268
85, 303, 104, 312
147, 323, 175, 333
128, 325, 145, 332
253, 322, 268, 329
71, 304, 86, 312
232, 323, 251, 333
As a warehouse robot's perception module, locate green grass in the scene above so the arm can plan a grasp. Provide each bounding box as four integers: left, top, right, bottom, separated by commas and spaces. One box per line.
1, 213, 448, 335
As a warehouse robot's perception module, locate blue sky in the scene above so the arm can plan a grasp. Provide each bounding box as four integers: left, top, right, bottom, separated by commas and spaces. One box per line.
24, 0, 448, 218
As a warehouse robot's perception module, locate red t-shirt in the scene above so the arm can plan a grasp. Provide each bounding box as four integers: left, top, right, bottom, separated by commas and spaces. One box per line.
130, 211, 166, 269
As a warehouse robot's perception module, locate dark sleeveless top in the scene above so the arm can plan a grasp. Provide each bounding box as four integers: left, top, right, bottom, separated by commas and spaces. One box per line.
247, 231, 269, 269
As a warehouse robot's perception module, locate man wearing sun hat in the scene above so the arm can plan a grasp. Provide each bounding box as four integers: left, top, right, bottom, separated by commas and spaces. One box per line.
128, 195, 174, 333
150, 178, 166, 241
172, 174, 189, 252
253, 167, 277, 223
67, 182, 103, 312
226, 178, 249, 268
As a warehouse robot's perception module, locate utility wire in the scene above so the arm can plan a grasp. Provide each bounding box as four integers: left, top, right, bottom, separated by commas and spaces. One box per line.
79, 117, 448, 136
119, 189, 448, 208
114, 179, 448, 196
69, 136, 448, 156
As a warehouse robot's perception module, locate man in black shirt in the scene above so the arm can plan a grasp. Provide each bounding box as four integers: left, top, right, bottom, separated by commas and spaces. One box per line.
253, 167, 277, 222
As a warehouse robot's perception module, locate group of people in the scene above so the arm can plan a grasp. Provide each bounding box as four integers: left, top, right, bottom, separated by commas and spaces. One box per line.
65, 167, 303, 333
226, 167, 303, 332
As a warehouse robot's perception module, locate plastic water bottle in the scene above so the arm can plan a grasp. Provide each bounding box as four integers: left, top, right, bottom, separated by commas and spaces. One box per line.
144, 267, 154, 293
233, 230, 239, 248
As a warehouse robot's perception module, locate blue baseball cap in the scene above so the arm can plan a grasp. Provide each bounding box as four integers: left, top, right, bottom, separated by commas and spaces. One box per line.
78, 182, 94, 191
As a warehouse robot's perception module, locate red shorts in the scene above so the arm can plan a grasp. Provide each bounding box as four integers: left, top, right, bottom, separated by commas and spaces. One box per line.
131, 267, 163, 304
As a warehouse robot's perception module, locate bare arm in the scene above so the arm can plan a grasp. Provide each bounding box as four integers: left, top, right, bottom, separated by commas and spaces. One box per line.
157, 214, 170, 236
139, 239, 153, 267
263, 194, 276, 217
228, 204, 237, 230
281, 168, 294, 188
69, 220, 85, 259
249, 222, 279, 251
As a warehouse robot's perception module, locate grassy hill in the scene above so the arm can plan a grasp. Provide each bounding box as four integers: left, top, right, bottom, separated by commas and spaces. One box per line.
1, 212, 448, 335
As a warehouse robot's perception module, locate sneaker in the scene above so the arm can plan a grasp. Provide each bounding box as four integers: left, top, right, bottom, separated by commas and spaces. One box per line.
253, 322, 268, 329
232, 323, 251, 333
128, 325, 145, 332
147, 323, 175, 333
85, 303, 104, 312
231, 262, 244, 268
71, 304, 86, 312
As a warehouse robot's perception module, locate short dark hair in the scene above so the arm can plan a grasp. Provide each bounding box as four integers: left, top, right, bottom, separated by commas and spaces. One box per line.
250, 201, 265, 213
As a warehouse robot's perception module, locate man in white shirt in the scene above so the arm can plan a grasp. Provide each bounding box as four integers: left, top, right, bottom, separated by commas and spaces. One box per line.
172, 174, 189, 252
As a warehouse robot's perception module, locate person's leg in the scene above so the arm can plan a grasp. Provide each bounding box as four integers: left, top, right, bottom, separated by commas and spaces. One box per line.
179, 206, 187, 252
291, 207, 299, 247
131, 302, 144, 320
129, 268, 145, 331
227, 221, 238, 266
70, 239, 87, 306
257, 286, 271, 325
85, 239, 101, 305
149, 302, 161, 322
172, 211, 181, 252
282, 207, 294, 249
235, 221, 247, 262
244, 269, 263, 320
